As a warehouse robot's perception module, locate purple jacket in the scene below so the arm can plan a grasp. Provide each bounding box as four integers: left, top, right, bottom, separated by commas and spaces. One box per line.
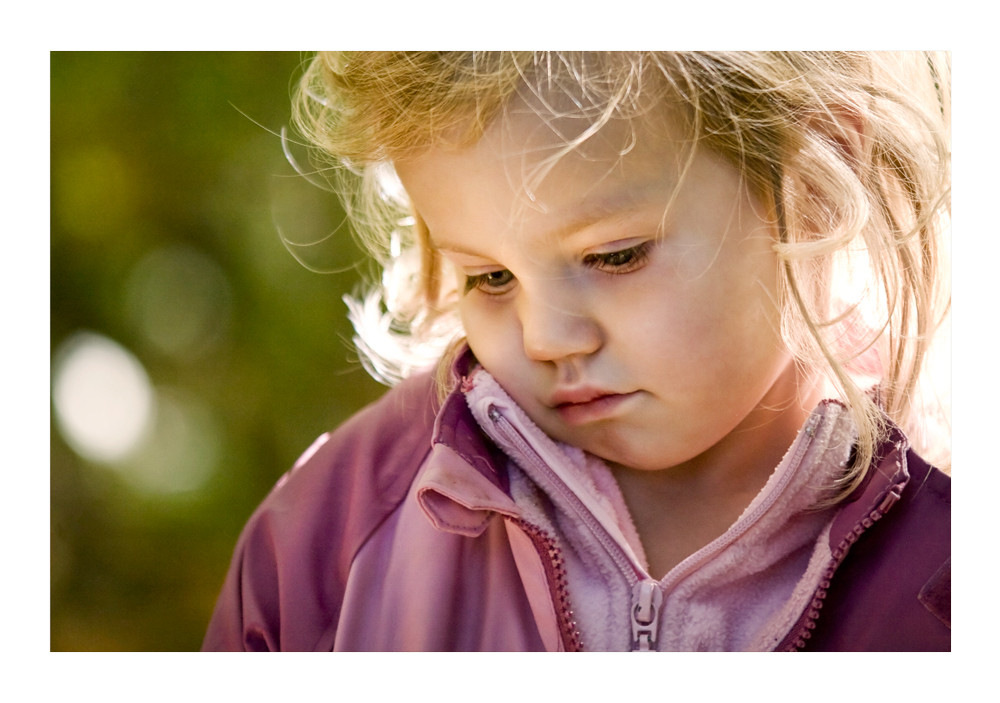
203, 365, 951, 651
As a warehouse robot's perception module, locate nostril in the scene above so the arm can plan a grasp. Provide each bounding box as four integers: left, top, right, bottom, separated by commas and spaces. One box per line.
521, 319, 603, 362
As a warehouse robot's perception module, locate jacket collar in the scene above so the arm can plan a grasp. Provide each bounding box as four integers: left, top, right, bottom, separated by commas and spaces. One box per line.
432, 346, 510, 489
828, 418, 911, 547
416, 347, 517, 536
773, 416, 913, 651
419, 346, 914, 548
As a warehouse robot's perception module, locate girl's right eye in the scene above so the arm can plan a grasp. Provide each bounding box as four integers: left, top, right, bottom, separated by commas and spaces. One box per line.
464, 269, 515, 295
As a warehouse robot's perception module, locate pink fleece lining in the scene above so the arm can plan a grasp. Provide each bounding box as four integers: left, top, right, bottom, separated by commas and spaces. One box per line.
463, 366, 856, 651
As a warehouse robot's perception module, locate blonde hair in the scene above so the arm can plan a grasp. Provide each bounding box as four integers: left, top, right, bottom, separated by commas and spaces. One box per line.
292, 52, 951, 499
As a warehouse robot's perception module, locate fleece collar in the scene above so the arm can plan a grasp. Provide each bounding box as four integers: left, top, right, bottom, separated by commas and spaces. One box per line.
460, 365, 859, 651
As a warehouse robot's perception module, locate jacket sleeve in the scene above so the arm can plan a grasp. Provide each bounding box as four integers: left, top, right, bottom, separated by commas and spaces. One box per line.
201, 373, 440, 651
201, 502, 284, 651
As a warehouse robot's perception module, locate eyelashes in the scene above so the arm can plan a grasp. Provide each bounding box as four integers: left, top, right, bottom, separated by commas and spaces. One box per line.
463, 241, 654, 296
582, 241, 652, 274
464, 269, 515, 294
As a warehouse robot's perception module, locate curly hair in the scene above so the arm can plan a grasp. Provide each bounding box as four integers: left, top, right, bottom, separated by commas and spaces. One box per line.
291, 51, 951, 501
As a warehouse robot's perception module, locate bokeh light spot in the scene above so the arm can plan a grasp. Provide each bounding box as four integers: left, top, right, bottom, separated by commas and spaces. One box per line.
117, 387, 221, 495
52, 331, 156, 464
124, 244, 232, 361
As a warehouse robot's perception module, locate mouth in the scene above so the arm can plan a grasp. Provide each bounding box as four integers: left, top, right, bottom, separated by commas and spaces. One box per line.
551, 389, 638, 425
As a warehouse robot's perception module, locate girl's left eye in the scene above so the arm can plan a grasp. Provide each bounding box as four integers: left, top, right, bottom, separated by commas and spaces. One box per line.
582, 241, 652, 273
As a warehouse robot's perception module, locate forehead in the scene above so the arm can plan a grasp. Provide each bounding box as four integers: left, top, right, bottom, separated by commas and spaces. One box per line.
498, 89, 684, 178
394, 95, 689, 243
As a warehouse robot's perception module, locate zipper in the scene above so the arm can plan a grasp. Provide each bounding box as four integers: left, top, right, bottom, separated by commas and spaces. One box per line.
488, 405, 653, 650
488, 403, 826, 651
631, 578, 664, 651
508, 516, 584, 651
488, 406, 641, 583
779, 478, 905, 651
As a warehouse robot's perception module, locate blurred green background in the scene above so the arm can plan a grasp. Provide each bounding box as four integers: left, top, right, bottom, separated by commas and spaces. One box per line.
50, 52, 385, 651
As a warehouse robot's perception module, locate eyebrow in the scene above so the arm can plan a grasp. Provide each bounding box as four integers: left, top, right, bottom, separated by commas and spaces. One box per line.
549, 188, 653, 240
430, 184, 661, 256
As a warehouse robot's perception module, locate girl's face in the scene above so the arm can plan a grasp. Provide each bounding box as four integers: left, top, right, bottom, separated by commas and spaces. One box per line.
395, 103, 816, 474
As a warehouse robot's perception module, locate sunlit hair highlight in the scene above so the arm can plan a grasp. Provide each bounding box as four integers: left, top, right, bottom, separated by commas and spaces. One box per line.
292, 51, 951, 502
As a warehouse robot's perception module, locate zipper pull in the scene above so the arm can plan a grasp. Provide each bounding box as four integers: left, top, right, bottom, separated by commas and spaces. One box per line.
631, 578, 663, 651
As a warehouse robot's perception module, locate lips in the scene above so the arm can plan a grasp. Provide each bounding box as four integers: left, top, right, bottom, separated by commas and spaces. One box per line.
550, 387, 617, 407
550, 387, 638, 425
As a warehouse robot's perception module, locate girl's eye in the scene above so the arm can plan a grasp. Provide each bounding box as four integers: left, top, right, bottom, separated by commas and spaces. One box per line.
583, 241, 652, 273
464, 269, 515, 295
463, 242, 651, 295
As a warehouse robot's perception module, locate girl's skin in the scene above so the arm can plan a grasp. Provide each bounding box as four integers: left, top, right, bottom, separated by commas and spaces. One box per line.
395, 96, 823, 578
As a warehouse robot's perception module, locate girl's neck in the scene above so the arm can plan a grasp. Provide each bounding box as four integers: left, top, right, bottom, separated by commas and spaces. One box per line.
609, 363, 822, 578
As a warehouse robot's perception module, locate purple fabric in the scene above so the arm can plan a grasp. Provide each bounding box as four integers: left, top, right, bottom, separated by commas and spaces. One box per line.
782, 438, 951, 651
203, 367, 951, 651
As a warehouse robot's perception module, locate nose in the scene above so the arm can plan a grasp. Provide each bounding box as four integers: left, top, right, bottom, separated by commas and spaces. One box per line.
518, 285, 603, 362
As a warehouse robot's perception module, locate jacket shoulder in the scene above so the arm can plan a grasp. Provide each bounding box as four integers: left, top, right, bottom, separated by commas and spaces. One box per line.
807, 450, 951, 651
264, 370, 441, 536
202, 371, 442, 651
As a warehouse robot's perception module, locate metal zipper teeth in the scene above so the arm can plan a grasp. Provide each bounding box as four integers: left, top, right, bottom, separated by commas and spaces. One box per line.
780, 457, 906, 651
508, 516, 585, 652
491, 402, 823, 650
489, 408, 641, 584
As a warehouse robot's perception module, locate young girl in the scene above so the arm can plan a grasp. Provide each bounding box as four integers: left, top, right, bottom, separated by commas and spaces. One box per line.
204, 52, 950, 651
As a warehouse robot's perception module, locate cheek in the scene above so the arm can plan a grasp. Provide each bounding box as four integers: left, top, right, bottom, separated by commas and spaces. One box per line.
611, 253, 782, 366
459, 301, 519, 364
689, 238, 782, 326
